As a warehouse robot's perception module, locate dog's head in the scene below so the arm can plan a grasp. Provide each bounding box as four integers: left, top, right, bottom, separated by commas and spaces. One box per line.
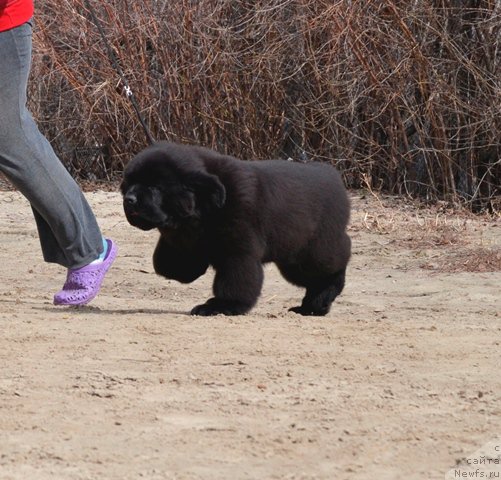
121, 142, 226, 231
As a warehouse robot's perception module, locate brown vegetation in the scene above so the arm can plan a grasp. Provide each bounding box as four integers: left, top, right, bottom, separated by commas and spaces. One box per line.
30, 0, 500, 210
351, 191, 501, 272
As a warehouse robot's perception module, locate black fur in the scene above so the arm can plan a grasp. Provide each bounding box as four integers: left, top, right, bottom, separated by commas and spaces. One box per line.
121, 141, 351, 316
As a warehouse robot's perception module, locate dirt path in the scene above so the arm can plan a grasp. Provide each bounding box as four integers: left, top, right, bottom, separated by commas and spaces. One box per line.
0, 189, 500, 480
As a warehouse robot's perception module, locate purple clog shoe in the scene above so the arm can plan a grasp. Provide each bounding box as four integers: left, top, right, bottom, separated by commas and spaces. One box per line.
53, 239, 117, 306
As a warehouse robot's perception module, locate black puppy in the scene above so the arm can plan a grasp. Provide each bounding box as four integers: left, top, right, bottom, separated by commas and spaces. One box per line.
121, 141, 351, 316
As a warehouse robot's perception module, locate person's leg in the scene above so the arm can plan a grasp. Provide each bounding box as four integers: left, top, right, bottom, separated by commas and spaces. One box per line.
0, 22, 103, 269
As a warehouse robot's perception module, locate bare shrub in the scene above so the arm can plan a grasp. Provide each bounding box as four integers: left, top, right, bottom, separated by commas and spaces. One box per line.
29, 0, 500, 209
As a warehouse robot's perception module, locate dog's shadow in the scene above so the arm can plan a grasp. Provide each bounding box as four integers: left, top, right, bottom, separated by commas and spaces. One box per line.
33, 304, 191, 317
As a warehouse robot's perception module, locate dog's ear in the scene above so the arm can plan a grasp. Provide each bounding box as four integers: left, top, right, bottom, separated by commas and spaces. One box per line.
174, 190, 197, 218
184, 171, 226, 209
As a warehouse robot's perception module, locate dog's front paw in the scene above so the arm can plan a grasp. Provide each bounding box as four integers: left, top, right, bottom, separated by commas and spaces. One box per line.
289, 305, 311, 316
190, 303, 221, 316
288, 305, 328, 316
191, 298, 251, 316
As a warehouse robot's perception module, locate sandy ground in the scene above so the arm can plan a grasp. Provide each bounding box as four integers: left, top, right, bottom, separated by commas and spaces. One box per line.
0, 188, 500, 480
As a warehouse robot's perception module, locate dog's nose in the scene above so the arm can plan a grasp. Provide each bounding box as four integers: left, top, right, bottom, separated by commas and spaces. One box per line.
124, 193, 137, 206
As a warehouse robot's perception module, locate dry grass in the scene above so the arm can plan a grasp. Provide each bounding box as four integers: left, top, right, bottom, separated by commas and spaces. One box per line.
352, 186, 478, 246
351, 190, 501, 273
361, 210, 470, 249
29, 0, 501, 210
428, 247, 501, 273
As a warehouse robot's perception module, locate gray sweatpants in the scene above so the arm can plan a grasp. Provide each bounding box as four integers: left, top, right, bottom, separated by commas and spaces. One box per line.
0, 21, 103, 269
